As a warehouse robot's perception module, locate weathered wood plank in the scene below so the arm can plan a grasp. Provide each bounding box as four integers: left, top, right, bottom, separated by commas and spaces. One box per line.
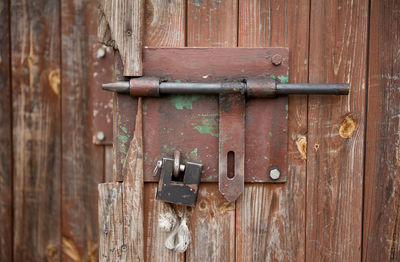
236, 0, 309, 260
186, 0, 237, 260
187, 0, 237, 47
142, 1, 185, 261
61, 0, 105, 261
11, 0, 61, 260
306, 0, 368, 260
99, 182, 124, 261
0, 0, 12, 261
363, 0, 400, 260
105, 146, 114, 182
121, 97, 145, 261
98, 0, 144, 76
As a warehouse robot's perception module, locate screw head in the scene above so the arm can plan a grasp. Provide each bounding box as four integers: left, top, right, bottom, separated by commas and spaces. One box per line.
96, 131, 105, 141
269, 168, 281, 180
96, 48, 106, 58
121, 245, 127, 252
271, 54, 282, 66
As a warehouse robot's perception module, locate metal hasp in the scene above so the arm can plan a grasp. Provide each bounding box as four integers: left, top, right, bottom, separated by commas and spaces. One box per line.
105, 47, 349, 203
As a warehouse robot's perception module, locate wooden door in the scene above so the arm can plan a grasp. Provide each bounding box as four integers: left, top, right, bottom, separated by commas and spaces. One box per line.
1, 0, 399, 261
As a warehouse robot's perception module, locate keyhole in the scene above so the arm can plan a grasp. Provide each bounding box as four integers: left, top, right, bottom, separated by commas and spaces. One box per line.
227, 151, 235, 179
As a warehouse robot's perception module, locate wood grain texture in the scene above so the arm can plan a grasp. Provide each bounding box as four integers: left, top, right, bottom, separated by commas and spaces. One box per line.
363, 0, 400, 260
306, 0, 368, 261
11, 0, 61, 260
99, 182, 124, 261
144, 184, 184, 261
61, 0, 104, 261
236, 0, 309, 261
98, 0, 144, 76
0, 0, 12, 261
186, 0, 237, 260
143, 1, 185, 260
122, 98, 145, 261
187, 0, 237, 47
144, 0, 185, 47
105, 146, 114, 182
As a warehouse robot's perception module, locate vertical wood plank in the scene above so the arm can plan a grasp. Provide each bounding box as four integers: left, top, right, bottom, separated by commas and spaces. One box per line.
105, 146, 114, 182
186, 1, 237, 261
143, 0, 185, 261
0, 0, 12, 261
363, 0, 400, 260
121, 98, 144, 261
98, 0, 144, 76
99, 182, 124, 261
11, 0, 61, 260
61, 0, 104, 261
306, 0, 368, 261
236, 0, 309, 261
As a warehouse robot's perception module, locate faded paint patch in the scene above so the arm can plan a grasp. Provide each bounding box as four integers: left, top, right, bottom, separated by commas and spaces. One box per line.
190, 148, 198, 157
278, 72, 289, 84
48, 70, 60, 95
296, 135, 307, 160
171, 95, 201, 110
193, 125, 219, 137
339, 115, 358, 138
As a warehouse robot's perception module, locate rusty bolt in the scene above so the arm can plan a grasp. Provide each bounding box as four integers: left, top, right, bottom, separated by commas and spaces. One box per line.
96, 131, 105, 141
269, 168, 280, 180
96, 48, 106, 58
271, 54, 282, 66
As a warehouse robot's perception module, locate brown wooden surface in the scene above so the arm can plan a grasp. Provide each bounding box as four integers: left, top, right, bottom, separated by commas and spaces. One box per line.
121, 98, 145, 261
363, 0, 400, 261
306, 0, 368, 261
0, 0, 12, 261
143, 1, 186, 260
99, 182, 124, 261
236, 0, 309, 261
61, 1, 105, 261
98, 0, 144, 76
11, 0, 62, 260
4, 0, 400, 260
186, 0, 237, 260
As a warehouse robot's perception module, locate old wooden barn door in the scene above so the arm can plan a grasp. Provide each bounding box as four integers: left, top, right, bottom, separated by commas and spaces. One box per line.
94, 0, 393, 262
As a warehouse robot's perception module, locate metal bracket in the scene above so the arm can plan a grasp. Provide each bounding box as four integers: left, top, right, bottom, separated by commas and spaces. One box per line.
105, 47, 349, 202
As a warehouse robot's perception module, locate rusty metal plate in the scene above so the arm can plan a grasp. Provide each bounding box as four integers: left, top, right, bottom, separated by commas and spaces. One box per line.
115, 47, 288, 183
91, 44, 114, 145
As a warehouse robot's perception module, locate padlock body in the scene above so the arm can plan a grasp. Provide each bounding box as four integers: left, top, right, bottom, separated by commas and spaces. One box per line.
156, 158, 202, 206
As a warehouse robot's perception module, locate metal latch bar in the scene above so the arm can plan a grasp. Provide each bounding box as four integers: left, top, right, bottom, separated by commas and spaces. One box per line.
102, 77, 349, 97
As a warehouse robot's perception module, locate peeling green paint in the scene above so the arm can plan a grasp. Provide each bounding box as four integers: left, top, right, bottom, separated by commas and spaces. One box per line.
163, 145, 170, 153
194, 125, 219, 137
269, 131, 273, 137
121, 126, 128, 134
175, 80, 182, 83
116, 69, 121, 75
270, 74, 276, 79
190, 148, 198, 158
285, 104, 288, 111
278, 73, 289, 84
264, 156, 268, 160
171, 95, 202, 110
204, 175, 213, 181
214, 174, 218, 178
120, 134, 128, 143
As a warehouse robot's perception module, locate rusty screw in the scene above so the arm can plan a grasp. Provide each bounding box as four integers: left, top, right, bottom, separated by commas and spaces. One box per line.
271, 54, 282, 66
269, 168, 280, 180
96, 131, 105, 141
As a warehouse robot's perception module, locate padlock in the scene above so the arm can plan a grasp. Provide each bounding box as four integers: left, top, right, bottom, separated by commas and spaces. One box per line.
155, 151, 202, 206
